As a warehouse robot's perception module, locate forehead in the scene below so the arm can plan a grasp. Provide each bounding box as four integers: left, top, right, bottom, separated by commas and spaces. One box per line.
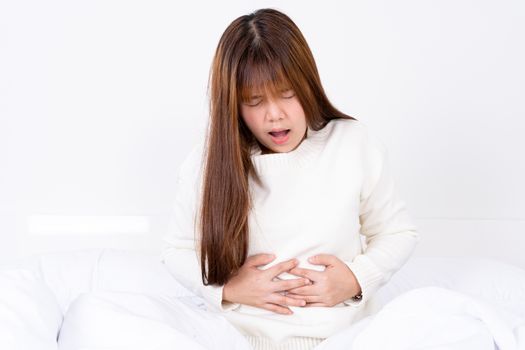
242, 83, 289, 96
238, 59, 291, 99
239, 74, 290, 99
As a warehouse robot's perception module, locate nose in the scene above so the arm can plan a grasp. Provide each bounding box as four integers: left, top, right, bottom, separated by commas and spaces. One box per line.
265, 98, 284, 122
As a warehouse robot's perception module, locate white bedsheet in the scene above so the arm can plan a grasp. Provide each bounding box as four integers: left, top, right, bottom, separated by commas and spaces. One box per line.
1, 249, 525, 350
57, 292, 250, 350
0, 269, 61, 350
317, 286, 525, 350
55, 287, 525, 350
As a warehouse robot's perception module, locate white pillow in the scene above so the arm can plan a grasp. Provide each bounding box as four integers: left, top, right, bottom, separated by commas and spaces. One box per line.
94, 248, 193, 296
23, 248, 192, 314
0, 268, 62, 350
375, 256, 525, 317
36, 249, 108, 314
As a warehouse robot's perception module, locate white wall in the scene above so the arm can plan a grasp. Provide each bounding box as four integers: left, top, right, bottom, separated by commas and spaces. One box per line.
1, 1, 524, 267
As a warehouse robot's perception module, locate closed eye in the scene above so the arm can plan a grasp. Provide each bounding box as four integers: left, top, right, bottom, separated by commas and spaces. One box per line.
243, 97, 263, 107
281, 89, 295, 99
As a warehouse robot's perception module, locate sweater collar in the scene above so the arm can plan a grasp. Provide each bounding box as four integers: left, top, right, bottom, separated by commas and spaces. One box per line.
250, 120, 334, 175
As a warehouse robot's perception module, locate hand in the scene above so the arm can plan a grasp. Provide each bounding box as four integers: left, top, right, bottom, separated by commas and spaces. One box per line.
286, 254, 362, 307
222, 254, 312, 315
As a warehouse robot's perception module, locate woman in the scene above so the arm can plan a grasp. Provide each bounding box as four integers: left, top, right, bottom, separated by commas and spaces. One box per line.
161, 8, 419, 350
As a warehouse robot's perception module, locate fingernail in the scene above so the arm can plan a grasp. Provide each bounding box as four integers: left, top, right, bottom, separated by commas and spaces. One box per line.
300, 300, 306, 306
305, 279, 311, 285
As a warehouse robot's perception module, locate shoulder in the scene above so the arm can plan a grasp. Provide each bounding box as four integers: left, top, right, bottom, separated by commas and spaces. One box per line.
328, 117, 369, 134
327, 118, 387, 154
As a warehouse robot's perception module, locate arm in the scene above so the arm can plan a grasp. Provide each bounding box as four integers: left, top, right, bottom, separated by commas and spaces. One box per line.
161, 145, 309, 314
283, 128, 419, 307
343, 130, 420, 306
160, 145, 240, 312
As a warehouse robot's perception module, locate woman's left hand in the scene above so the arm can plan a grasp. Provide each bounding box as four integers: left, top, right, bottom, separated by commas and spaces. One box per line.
286, 254, 362, 307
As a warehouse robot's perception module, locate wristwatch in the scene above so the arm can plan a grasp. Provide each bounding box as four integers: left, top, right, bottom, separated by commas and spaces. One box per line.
352, 291, 363, 301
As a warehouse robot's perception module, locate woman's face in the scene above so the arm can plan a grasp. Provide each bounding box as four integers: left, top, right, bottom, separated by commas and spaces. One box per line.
240, 87, 307, 154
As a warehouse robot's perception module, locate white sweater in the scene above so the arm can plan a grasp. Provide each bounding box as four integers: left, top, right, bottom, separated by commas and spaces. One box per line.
161, 118, 419, 344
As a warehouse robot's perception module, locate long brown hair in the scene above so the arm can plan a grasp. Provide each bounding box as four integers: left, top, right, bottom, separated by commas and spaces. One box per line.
200, 8, 356, 285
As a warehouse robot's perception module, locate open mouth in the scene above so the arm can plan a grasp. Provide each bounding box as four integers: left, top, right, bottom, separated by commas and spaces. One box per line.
269, 129, 290, 137
268, 129, 291, 145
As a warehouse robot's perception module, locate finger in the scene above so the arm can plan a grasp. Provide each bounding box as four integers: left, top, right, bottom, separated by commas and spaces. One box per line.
285, 285, 316, 295
272, 278, 311, 292
308, 254, 337, 267
304, 302, 327, 307
263, 303, 294, 315
287, 294, 323, 304
288, 267, 323, 282
284, 293, 306, 300
266, 258, 298, 277
246, 253, 276, 267
269, 293, 306, 308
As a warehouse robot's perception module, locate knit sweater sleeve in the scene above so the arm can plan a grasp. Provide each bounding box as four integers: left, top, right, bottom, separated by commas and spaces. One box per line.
343, 129, 419, 306
160, 145, 240, 313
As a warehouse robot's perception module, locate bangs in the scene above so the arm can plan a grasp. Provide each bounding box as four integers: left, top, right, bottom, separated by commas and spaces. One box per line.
237, 54, 291, 102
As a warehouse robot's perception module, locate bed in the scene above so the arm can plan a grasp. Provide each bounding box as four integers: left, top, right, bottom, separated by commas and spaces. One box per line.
1, 248, 524, 350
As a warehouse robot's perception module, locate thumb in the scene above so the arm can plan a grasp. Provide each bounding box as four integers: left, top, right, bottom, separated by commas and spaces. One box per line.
246, 253, 276, 267
308, 254, 336, 266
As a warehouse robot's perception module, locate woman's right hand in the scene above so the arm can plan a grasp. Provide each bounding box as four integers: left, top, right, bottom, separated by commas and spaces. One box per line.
222, 254, 311, 315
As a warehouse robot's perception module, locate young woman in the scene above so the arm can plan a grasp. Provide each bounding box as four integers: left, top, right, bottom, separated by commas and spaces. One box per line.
161, 8, 419, 350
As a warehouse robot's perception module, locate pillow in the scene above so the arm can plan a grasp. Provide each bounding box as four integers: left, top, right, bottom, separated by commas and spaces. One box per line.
0, 268, 62, 350
25, 248, 193, 314
36, 249, 107, 314
375, 256, 525, 317
94, 248, 193, 297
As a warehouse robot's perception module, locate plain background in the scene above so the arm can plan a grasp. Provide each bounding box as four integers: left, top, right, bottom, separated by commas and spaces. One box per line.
1, 1, 524, 267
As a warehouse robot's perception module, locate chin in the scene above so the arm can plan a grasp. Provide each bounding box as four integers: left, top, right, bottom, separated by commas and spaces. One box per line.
260, 140, 298, 154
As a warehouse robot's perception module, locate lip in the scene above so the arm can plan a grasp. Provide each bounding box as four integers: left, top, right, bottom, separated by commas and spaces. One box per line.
268, 128, 289, 133
268, 129, 290, 145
